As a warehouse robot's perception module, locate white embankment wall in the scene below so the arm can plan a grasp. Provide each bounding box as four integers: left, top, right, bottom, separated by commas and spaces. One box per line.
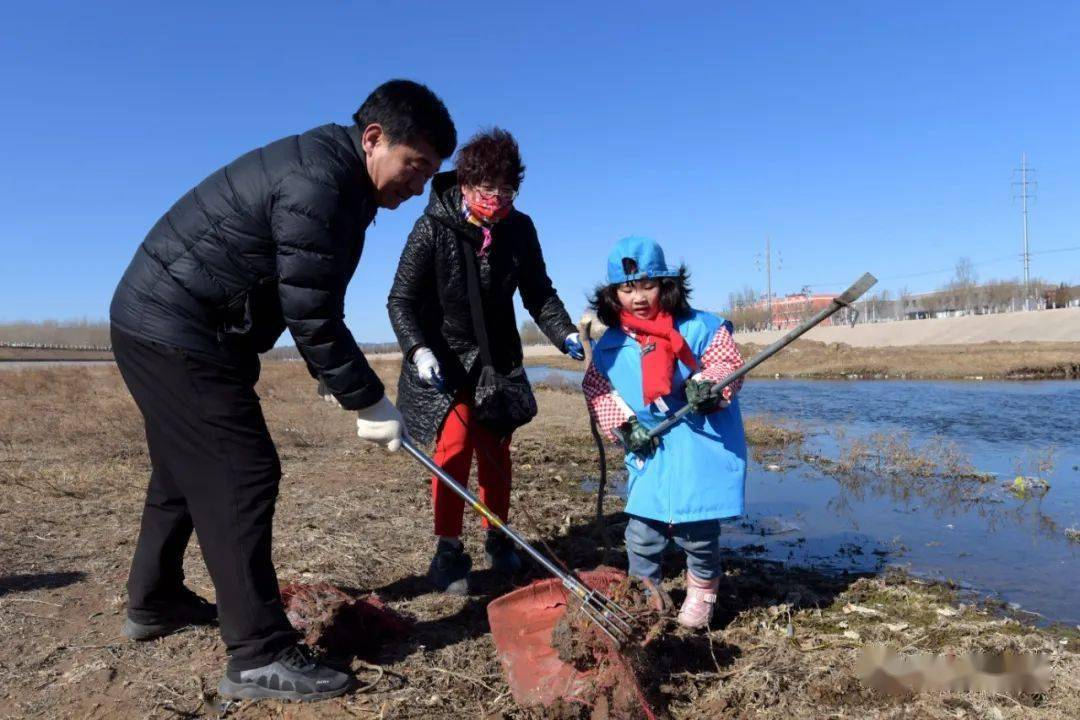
737, 307, 1080, 348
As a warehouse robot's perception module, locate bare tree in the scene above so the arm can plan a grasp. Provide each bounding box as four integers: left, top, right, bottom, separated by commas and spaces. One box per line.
519, 320, 544, 345
897, 287, 911, 320
949, 257, 979, 313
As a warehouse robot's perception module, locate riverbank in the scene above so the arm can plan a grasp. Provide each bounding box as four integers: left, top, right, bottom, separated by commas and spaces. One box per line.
5, 336, 1079, 381
534, 339, 1080, 380
1, 362, 1078, 718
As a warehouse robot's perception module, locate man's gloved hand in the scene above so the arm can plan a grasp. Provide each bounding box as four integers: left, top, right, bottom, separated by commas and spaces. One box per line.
317, 378, 341, 408
613, 417, 658, 459
564, 332, 585, 361
355, 396, 406, 452
411, 346, 445, 391
685, 374, 731, 415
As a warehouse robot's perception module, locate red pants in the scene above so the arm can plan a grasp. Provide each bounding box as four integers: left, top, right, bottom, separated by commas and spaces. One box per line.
432, 400, 512, 537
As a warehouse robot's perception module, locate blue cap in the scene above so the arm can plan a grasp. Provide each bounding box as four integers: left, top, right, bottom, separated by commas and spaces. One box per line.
606, 236, 678, 285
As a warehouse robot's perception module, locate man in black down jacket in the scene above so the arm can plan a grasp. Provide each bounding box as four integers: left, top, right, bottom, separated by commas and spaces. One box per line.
109, 80, 455, 702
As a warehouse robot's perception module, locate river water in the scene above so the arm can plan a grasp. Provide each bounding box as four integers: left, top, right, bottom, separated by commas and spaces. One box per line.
528, 366, 1080, 625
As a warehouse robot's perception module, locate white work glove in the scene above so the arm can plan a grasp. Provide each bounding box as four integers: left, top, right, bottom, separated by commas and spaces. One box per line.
411, 346, 445, 390
317, 378, 341, 407
355, 396, 405, 452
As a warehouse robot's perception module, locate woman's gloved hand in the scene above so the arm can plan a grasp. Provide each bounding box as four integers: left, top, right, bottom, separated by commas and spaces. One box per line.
685, 374, 730, 414
564, 332, 585, 361
355, 396, 406, 452
411, 346, 445, 391
613, 417, 658, 458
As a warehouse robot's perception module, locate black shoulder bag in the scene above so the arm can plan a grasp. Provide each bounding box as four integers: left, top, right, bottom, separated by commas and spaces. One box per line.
460, 238, 538, 435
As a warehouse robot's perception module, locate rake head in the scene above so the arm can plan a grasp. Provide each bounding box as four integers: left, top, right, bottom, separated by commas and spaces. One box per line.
570, 585, 636, 646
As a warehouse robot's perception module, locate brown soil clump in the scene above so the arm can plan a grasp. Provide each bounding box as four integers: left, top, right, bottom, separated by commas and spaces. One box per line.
548, 577, 669, 719
281, 582, 410, 659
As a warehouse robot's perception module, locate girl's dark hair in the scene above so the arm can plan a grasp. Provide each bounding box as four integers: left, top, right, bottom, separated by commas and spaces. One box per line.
589, 265, 693, 328
455, 128, 526, 190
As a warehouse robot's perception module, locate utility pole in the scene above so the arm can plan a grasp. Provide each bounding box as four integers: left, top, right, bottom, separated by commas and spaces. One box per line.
765, 236, 773, 328
755, 237, 780, 329
1013, 154, 1036, 310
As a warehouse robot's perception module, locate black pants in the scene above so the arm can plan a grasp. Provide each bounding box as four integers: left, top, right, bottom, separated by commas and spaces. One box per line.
112, 326, 297, 670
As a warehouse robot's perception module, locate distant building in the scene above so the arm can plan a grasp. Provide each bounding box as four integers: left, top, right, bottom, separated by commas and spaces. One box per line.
748, 293, 842, 329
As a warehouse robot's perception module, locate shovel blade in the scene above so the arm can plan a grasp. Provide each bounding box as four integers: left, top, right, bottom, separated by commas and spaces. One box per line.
837, 272, 878, 305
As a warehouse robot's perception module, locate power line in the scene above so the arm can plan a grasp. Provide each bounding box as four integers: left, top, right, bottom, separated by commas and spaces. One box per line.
798, 245, 1080, 292
1034, 244, 1080, 256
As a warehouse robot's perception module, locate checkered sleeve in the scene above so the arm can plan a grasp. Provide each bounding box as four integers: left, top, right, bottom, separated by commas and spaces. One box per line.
582, 364, 634, 442
696, 325, 744, 400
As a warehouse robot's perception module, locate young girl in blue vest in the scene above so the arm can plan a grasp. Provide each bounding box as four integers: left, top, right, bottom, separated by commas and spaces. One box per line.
583, 236, 748, 629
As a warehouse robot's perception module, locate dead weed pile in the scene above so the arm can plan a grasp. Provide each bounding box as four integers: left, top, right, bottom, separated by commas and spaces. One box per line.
678, 569, 1080, 720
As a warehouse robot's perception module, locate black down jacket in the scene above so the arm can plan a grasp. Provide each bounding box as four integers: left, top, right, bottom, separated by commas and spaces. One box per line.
110, 123, 384, 410
387, 172, 577, 444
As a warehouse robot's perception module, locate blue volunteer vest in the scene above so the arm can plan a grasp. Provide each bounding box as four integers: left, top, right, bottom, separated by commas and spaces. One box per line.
591, 310, 747, 524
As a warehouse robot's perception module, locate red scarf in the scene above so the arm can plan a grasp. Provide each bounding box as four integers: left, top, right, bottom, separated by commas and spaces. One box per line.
620, 310, 700, 405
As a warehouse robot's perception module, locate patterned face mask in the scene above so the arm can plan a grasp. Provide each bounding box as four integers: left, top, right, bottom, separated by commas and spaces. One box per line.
462, 187, 514, 225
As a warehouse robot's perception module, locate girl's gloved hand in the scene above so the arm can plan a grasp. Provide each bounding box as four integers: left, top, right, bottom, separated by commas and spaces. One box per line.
412, 346, 445, 391
564, 333, 585, 361
685, 374, 730, 414
355, 396, 406, 452
614, 417, 658, 458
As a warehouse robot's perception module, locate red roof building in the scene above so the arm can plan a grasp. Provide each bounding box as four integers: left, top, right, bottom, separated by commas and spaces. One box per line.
752, 293, 841, 329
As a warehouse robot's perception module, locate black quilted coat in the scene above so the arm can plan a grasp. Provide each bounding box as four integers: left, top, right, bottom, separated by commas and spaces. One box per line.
387, 172, 577, 444
110, 123, 385, 410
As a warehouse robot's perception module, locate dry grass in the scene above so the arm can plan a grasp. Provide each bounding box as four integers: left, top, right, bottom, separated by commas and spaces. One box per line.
0, 320, 111, 347
0, 362, 1077, 719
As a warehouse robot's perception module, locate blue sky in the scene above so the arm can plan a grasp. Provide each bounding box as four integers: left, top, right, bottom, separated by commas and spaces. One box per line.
2, 1, 1078, 341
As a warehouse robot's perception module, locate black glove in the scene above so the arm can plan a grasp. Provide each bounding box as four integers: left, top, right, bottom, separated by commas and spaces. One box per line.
613, 417, 658, 459
685, 376, 727, 414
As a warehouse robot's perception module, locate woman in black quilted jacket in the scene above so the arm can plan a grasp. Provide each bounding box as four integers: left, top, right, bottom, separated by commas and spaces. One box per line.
387, 129, 584, 595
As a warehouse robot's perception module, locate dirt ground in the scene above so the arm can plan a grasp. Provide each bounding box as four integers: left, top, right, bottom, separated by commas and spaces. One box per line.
1, 361, 1078, 719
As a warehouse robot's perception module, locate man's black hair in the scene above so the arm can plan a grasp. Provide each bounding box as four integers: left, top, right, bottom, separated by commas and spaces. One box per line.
353, 79, 457, 159
589, 265, 693, 327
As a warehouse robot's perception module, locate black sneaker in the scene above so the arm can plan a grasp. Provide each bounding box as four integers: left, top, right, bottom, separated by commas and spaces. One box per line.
217, 644, 353, 702
427, 540, 472, 595
484, 530, 522, 575
122, 587, 217, 642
